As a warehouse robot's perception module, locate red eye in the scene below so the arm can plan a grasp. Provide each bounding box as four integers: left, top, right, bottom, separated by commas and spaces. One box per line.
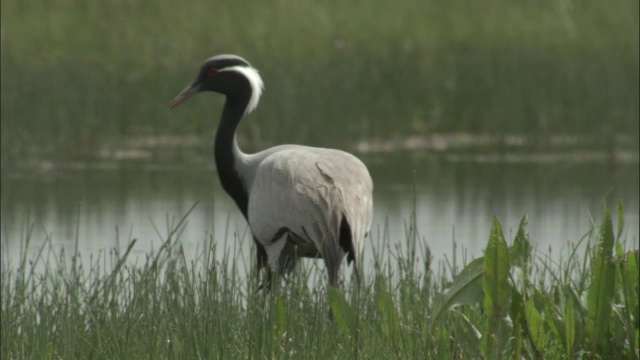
209, 68, 218, 75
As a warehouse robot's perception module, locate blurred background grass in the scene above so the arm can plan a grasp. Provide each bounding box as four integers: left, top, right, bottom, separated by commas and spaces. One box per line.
1, 0, 638, 162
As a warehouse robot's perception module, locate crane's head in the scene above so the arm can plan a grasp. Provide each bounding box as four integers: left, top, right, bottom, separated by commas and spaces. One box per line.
168, 54, 264, 114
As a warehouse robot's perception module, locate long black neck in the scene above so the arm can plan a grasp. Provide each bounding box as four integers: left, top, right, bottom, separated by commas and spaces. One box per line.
214, 95, 250, 219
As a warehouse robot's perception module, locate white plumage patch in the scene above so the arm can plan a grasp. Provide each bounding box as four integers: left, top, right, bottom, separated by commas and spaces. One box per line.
220, 65, 264, 114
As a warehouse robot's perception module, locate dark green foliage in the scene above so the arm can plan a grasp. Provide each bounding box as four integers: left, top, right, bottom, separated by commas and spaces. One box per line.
2, 0, 638, 162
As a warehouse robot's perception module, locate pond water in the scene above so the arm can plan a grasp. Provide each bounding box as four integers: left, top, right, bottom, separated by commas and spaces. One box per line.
1, 151, 638, 276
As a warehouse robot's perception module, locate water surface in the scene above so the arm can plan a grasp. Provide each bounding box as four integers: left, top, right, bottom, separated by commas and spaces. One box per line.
1, 152, 638, 275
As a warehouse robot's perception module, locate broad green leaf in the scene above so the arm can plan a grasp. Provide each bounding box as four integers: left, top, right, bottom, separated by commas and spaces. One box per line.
484, 316, 513, 359
430, 256, 484, 326
509, 285, 524, 319
544, 300, 564, 342
586, 211, 616, 347
483, 218, 512, 357
619, 251, 639, 352
525, 298, 545, 351
483, 217, 511, 319
328, 286, 355, 338
513, 320, 523, 360
615, 241, 625, 263
511, 214, 531, 277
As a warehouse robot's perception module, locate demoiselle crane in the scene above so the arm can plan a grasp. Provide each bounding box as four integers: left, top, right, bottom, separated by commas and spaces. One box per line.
169, 54, 373, 289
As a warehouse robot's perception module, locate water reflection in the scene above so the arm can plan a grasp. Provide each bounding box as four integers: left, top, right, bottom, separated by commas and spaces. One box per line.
1, 154, 638, 275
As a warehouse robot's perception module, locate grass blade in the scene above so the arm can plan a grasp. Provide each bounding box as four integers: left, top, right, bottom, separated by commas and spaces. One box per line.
564, 296, 575, 358
273, 295, 287, 354
376, 278, 402, 355
616, 198, 624, 242
329, 286, 356, 338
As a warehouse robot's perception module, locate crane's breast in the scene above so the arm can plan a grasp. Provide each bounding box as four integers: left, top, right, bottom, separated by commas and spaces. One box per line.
246, 147, 373, 247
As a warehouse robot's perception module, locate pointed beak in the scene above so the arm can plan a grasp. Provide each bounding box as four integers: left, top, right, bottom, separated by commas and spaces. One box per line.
168, 82, 201, 110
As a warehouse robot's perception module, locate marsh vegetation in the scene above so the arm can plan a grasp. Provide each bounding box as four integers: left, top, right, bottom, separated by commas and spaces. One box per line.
2, 203, 638, 358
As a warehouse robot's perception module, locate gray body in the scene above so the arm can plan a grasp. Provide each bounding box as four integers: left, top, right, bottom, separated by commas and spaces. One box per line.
169, 54, 373, 287
243, 144, 373, 284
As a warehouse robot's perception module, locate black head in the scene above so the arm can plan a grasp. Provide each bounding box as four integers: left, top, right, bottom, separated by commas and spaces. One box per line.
169, 54, 264, 113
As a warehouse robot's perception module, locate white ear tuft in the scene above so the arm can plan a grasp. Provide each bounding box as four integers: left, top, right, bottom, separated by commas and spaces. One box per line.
221, 66, 264, 114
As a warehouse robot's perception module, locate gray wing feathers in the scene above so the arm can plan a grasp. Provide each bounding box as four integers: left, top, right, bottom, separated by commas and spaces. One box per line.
247, 147, 373, 281
314, 157, 373, 268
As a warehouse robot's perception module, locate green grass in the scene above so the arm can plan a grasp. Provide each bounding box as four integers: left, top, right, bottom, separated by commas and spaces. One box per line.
2, 201, 638, 359
1, 0, 638, 162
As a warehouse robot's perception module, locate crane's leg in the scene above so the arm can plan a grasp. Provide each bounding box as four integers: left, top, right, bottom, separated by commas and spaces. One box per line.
324, 252, 345, 321
352, 259, 361, 287
254, 240, 271, 292
264, 234, 287, 292
322, 242, 345, 288
338, 216, 363, 287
